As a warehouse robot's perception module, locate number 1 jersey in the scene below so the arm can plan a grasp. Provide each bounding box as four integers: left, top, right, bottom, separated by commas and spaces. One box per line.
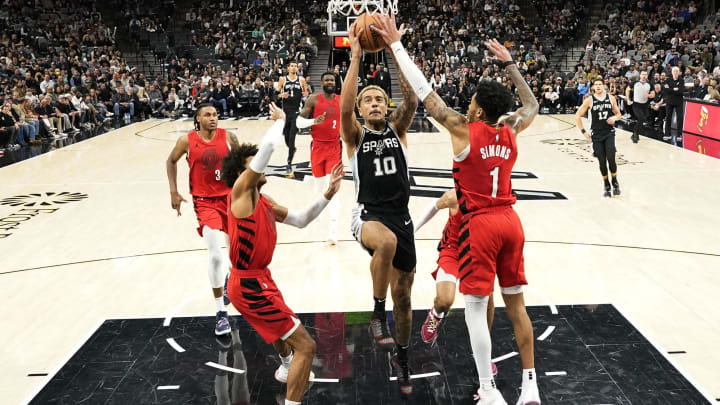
453, 121, 517, 215
350, 123, 410, 212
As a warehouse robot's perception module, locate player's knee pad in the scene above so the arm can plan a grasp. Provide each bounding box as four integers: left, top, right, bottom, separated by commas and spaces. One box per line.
436, 267, 458, 284
500, 285, 523, 295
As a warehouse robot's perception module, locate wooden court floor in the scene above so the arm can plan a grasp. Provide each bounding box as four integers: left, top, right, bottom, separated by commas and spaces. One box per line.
1, 115, 719, 404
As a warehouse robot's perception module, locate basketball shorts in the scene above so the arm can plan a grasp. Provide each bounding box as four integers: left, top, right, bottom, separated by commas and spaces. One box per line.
227, 268, 300, 344
457, 206, 527, 296
431, 247, 459, 283
591, 130, 616, 158
351, 205, 417, 272
310, 141, 342, 177
192, 195, 228, 236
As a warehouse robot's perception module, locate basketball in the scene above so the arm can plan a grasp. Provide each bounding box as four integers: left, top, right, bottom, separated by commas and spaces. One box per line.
355, 12, 386, 53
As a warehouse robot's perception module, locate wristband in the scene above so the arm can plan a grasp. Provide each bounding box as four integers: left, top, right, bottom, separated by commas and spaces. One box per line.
581, 129, 587, 134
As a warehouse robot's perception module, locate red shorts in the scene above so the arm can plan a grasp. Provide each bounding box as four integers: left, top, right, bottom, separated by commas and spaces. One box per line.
227, 268, 299, 344
457, 206, 527, 296
192, 195, 228, 236
431, 247, 459, 281
311, 141, 342, 177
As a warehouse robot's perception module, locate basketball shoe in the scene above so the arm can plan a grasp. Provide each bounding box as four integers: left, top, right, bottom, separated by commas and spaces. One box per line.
421, 309, 444, 343
215, 311, 231, 335
603, 183, 611, 198
368, 318, 395, 351
612, 177, 621, 196
474, 386, 507, 405
391, 354, 413, 396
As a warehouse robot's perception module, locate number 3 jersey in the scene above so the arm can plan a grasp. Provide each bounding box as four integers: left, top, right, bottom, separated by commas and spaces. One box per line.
350, 123, 410, 212
187, 128, 231, 197
453, 121, 517, 215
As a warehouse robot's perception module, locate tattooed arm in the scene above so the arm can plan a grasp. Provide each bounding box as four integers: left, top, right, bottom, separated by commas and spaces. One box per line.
388, 58, 418, 141
371, 12, 469, 154
486, 40, 539, 136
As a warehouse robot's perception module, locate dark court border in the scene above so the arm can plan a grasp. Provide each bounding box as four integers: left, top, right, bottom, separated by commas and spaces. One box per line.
2, 239, 718, 276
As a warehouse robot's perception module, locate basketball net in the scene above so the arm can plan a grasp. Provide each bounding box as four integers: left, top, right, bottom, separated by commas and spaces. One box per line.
327, 0, 398, 16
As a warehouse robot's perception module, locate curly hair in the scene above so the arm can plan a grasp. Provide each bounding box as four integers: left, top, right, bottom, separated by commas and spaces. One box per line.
473, 81, 514, 122
221, 143, 259, 188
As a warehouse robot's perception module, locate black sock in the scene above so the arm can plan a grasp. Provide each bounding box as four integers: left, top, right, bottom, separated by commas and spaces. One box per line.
603, 178, 611, 188
373, 297, 386, 320
396, 344, 409, 363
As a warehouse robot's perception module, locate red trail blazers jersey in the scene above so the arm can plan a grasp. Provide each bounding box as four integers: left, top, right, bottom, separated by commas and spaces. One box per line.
453, 122, 517, 215
228, 194, 278, 271
187, 128, 230, 197
311, 93, 341, 143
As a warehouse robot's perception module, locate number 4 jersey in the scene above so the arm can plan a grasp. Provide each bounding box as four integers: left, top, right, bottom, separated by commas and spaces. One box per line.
350, 123, 410, 212
453, 121, 517, 214
187, 128, 231, 197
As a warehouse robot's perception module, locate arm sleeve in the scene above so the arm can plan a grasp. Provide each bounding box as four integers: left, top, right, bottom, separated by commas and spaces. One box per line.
413, 200, 440, 232
248, 119, 285, 174
296, 115, 315, 128
282, 195, 330, 228
389, 41, 434, 102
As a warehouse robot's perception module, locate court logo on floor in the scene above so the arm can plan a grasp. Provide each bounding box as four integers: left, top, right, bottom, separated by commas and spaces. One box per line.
0, 192, 88, 239
541, 138, 643, 166
266, 162, 566, 200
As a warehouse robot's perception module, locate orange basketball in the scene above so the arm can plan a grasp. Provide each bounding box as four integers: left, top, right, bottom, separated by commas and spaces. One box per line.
354, 12, 386, 53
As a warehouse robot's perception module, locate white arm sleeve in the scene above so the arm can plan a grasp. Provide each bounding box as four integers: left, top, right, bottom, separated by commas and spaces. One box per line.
282, 195, 331, 228
414, 200, 439, 232
296, 115, 315, 129
389, 41, 433, 102
248, 119, 285, 174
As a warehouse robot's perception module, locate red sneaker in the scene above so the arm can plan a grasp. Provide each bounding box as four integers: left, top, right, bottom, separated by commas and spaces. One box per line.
421, 309, 444, 343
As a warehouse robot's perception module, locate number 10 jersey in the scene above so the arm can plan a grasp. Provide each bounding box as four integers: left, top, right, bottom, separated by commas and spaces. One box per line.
350, 123, 410, 213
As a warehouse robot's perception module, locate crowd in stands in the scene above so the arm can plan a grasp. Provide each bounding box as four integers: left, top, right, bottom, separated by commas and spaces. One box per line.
394, 0, 585, 112
3, 0, 719, 154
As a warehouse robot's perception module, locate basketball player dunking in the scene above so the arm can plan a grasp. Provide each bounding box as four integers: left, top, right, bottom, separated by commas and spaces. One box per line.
222, 103, 343, 405
277, 61, 309, 178
340, 23, 418, 396
576, 79, 622, 197
373, 15, 541, 404
166, 104, 240, 336
414, 191, 497, 376
296, 72, 342, 244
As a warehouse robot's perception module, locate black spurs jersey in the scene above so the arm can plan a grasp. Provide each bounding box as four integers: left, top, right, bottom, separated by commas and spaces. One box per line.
281, 75, 303, 113
589, 93, 614, 134
350, 123, 410, 212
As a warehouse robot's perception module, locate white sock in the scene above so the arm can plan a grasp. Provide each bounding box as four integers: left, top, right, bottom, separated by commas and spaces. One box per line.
215, 296, 224, 313
285, 400, 301, 405
431, 307, 445, 318
522, 368, 537, 387
280, 352, 293, 368
463, 294, 493, 390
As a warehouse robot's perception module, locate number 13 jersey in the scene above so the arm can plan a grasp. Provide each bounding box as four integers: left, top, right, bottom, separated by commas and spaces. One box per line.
350, 123, 410, 212
453, 121, 517, 215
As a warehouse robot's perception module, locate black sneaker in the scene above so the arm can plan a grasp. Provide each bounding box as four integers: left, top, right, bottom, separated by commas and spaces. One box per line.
391, 354, 413, 396
604, 184, 611, 198
285, 163, 294, 178
631, 134, 639, 143
368, 318, 395, 351
612, 180, 621, 196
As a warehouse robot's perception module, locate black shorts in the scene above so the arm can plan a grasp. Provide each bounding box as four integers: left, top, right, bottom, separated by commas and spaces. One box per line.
591, 130, 616, 157
351, 205, 417, 272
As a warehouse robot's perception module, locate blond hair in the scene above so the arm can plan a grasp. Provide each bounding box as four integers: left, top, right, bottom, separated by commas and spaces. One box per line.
356, 85, 388, 109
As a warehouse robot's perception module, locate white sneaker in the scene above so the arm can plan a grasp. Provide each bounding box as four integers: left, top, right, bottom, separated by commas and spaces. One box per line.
274, 363, 315, 383
516, 384, 541, 405
327, 232, 337, 246
475, 388, 507, 405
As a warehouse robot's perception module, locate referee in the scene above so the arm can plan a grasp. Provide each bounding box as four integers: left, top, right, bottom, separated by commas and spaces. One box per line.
626, 71, 654, 143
